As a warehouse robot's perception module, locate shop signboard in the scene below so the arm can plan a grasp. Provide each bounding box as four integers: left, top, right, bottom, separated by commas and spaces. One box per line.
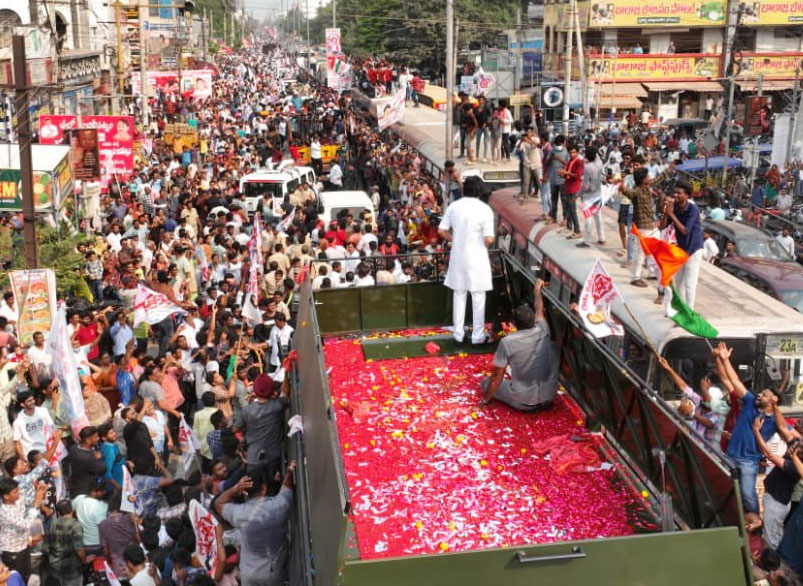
587, 0, 726, 27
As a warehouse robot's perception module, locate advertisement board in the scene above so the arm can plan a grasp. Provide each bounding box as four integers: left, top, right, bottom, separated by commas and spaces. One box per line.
586, 54, 720, 82
81, 116, 135, 188
739, 0, 803, 25
738, 52, 803, 79
38, 115, 80, 145
588, 0, 726, 27
9, 269, 58, 346
746, 95, 772, 136
65, 129, 100, 181
131, 70, 213, 100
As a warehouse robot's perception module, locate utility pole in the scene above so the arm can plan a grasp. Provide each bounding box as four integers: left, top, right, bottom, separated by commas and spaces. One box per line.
786, 68, 801, 169
223, 11, 227, 45
115, 0, 124, 114
202, 8, 208, 58
139, 0, 149, 126
12, 36, 37, 269
562, 0, 576, 137
445, 0, 455, 162
574, 6, 588, 122
306, 0, 310, 47
748, 74, 763, 195
514, 8, 522, 93
720, 0, 740, 185
209, 11, 214, 43
333, 0, 337, 28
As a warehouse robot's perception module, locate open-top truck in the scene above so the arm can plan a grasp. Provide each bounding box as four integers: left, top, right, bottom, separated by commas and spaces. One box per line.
286, 250, 751, 586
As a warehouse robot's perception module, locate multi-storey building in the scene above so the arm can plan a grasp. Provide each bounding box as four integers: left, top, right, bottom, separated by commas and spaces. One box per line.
542, 0, 803, 121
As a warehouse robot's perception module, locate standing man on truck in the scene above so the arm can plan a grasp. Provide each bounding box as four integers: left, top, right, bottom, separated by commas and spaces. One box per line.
480, 279, 558, 410
438, 176, 495, 346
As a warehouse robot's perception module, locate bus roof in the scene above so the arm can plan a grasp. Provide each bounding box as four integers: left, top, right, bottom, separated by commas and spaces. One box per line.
490, 187, 803, 351
240, 166, 313, 182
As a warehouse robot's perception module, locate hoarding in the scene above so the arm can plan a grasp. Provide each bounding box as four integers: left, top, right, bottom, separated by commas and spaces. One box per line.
9, 269, 57, 346
586, 54, 720, 82
38, 115, 80, 145
738, 52, 803, 79
65, 128, 100, 181
81, 115, 135, 188
130, 70, 213, 100
745, 95, 772, 136
739, 0, 803, 25
588, 0, 726, 27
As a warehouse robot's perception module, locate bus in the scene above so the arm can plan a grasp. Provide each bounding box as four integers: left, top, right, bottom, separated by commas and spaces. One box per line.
490, 186, 803, 416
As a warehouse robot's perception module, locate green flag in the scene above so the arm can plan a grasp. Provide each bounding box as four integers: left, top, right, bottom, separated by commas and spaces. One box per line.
669, 286, 719, 338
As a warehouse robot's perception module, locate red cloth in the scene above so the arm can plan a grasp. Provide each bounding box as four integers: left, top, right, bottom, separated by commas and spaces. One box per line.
631, 224, 690, 286
76, 323, 100, 361
532, 434, 600, 474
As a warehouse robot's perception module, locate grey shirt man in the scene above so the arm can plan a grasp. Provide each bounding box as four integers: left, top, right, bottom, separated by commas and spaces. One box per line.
487, 321, 558, 410
581, 156, 604, 202
221, 487, 293, 586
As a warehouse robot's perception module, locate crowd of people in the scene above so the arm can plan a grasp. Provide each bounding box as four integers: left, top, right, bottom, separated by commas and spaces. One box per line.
1, 24, 803, 586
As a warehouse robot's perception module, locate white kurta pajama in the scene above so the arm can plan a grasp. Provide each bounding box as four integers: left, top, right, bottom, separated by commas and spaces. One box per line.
439, 197, 495, 344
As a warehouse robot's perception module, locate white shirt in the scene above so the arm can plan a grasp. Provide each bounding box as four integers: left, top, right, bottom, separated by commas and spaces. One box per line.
310, 140, 322, 159
500, 108, 513, 134
268, 323, 294, 367
357, 233, 378, 254
702, 238, 720, 263
0, 300, 18, 324
777, 234, 796, 258
129, 565, 157, 586
106, 232, 123, 253
354, 274, 375, 287
12, 407, 54, 455
439, 197, 495, 292
328, 163, 343, 186
27, 345, 53, 377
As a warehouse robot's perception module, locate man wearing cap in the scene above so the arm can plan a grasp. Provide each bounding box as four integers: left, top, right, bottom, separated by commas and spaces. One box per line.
235, 372, 290, 478
438, 176, 495, 345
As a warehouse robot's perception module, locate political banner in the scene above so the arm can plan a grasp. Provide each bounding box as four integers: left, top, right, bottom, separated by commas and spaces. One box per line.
588, 0, 726, 27
178, 414, 201, 472
377, 89, 407, 131
131, 70, 213, 100
586, 55, 720, 82
133, 283, 187, 327
38, 115, 80, 145
65, 129, 100, 181
45, 304, 91, 434
326, 28, 344, 90
188, 500, 220, 576
739, 0, 803, 25
80, 116, 135, 189
121, 465, 137, 513
9, 269, 57, 346
104, 561, 122, 586
580, 184, 617, 219
577, 260, 624, 338
746, 96, 772, 136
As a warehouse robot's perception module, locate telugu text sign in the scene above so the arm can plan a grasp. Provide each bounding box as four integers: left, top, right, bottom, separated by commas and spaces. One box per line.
737, 52, 803, 80
586, 55, 721, 82
588, 0, 726, 27
739, 0, 803, 25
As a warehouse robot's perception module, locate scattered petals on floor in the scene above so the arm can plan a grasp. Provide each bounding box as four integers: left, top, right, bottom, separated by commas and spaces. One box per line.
324, 332, 655, 560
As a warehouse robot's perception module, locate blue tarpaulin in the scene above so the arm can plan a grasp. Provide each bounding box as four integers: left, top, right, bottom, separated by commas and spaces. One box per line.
677, 156, 743, 173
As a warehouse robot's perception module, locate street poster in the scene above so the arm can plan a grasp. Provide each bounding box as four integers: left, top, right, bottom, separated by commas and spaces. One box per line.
65, 129, 100, 180
9, 269, 57, 345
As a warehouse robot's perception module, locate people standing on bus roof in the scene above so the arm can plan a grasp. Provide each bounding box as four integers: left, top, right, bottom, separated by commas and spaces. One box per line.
660, 180, 703, 309
480, 279, 558, 411
617, 161, 676, 287
545, 135, 568, 226
577, 145, 604, 249
556, 143, 584, 240
437, 176, 495, 346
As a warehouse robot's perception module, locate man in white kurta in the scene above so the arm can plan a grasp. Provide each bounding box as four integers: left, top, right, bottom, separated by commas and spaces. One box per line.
438, 185, 495, 344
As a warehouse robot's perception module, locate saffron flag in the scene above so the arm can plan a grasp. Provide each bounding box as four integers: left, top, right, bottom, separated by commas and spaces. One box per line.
578, 259, 624, 338
46, 305, 90, 435
133, 283, 186, 327
189, 500, 220, 576
631, 224, 689, 286
668, 285, 719, 338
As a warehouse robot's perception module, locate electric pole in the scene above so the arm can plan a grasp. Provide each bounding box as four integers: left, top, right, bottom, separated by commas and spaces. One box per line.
12, 36, 38, 269
562, 0, 576, 137
574, 6, 588, 122
333, 0, 337, 28
306, 0, 310, 47
139, 0, 149, 126
202, 7, 208, 58
115, 0, 124, 114
748, 74, 764, 195
445, 0, 455, 162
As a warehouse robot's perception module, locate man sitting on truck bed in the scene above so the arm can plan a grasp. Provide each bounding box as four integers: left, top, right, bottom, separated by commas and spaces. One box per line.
480, 279, 559, 411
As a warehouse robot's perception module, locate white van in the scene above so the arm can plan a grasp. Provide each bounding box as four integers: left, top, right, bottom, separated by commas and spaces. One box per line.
319, 191, 376, 225
239, 165, 316, 215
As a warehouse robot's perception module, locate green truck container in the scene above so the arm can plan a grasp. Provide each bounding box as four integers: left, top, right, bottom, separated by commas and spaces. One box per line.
287, 251, 751, 586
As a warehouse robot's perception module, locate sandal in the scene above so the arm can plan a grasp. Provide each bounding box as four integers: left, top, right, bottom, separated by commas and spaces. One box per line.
631, 279, 648, 288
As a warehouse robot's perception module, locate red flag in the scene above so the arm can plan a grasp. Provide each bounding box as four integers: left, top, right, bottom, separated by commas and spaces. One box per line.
631, 224, 689, 286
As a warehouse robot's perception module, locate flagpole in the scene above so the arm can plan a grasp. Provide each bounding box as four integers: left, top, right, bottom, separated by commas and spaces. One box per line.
620, 300, 661, 358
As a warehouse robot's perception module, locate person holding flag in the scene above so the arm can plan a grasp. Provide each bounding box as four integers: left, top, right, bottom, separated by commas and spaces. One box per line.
659, 181, 704, 309
577, 146, 605, 249
618, 162, 676, 287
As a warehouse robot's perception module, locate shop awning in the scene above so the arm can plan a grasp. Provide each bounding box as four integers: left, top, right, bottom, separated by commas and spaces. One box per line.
595, 96, 644, 110
642, 81, 724, 93
595, 82, 648, 98
737, 80, 796, 92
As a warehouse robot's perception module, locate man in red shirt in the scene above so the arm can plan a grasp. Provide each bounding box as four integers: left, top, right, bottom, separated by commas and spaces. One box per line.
74, 311, 102, 362
558, 144, 584, 239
